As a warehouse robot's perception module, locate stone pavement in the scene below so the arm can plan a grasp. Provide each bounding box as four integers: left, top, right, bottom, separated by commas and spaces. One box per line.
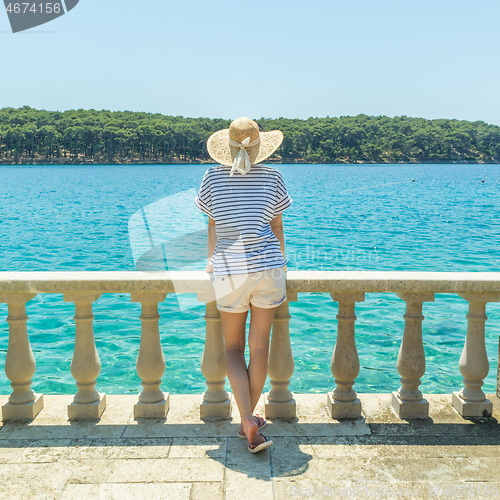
0, 393, 499, 499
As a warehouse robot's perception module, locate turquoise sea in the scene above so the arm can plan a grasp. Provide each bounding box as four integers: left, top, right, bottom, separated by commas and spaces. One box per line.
0, 163, 499, 396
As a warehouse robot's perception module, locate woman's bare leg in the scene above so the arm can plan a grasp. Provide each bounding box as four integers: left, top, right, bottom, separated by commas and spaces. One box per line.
232, 304, 276, 438
247, 304, 276, 413
219, 309, 264, 446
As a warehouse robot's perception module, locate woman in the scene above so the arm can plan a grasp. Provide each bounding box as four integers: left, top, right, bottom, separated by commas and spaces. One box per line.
194, 117, 292, 453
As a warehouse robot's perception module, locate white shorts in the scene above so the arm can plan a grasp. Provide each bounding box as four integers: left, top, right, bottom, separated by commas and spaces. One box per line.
212, 266, 287, 313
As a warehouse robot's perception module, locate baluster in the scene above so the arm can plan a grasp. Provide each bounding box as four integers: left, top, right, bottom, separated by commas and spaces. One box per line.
497, 335, 500, 400
327, 291, 365, 419
0, 293, 44, 421
63, 292, 106, 419
131, 292, 169, 418
266, 293, 297, 419
452, 292, 500, 417
199, 300, 231, 419
392, 292, 435, 418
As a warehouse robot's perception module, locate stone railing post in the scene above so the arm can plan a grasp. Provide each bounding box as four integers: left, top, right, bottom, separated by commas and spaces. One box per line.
327, 291, 365, 419
497, 336, 500, 400
63, 292, 106, 419
265, 293, 297, 419
452, 292, 500, 417
131, 292, 169, 419
199, 300, 231, 419
392, 292, 435, 418
0, 293, 44, 421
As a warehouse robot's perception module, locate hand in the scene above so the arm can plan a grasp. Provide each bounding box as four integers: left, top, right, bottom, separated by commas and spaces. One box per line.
205, 263, 214, 273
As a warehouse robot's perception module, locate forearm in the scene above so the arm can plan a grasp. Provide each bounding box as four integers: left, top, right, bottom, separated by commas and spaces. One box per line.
208, 225, 217, 263
271, 225, 286, 260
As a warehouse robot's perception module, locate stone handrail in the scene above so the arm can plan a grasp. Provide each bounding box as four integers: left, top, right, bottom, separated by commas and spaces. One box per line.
0, 271, 499, 422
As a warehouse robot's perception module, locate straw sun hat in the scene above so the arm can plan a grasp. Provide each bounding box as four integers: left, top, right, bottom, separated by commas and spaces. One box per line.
207, 117, 283, 176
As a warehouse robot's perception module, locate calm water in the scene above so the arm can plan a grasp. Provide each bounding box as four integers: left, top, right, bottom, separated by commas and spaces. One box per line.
0, 163, 499, 395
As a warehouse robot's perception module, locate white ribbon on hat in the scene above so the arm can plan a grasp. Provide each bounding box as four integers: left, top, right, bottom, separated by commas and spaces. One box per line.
228, 136, 260, 176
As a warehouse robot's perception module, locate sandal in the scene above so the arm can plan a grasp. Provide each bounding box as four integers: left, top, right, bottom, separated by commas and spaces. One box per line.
248, 434, 273, 454
238, 414, 268, 439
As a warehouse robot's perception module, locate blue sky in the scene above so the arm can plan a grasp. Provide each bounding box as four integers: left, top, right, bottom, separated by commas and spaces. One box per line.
1, 0, 500, 124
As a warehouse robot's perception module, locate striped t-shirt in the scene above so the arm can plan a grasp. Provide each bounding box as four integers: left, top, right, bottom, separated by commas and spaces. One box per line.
194, 164, 293, 277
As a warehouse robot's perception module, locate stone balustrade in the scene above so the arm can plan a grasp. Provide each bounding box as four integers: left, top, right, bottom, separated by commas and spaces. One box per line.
0, 271, 499, 422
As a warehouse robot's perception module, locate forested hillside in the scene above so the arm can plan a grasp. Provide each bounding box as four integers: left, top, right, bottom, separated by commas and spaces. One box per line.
1, 106, 499, 164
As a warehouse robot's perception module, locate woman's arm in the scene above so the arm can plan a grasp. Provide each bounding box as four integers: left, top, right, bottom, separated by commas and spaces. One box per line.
206, 216, 217, 273
270, 213, 287, 271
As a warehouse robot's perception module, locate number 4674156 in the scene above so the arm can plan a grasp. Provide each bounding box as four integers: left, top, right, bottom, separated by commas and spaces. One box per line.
5, 3, 62, 14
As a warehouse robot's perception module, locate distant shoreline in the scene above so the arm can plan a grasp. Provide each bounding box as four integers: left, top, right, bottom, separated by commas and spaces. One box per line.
2, 108, 500, 165
1, 159, 499, 166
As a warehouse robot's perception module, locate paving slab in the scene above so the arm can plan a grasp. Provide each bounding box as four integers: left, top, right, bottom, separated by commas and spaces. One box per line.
226, 437, 272, 477
61, 458, 114, 484
302, 435, 500, 458
16, 439, 69, 463
107, 457, 225, 483
0, 462, 72, 498
274, 479, 436, 500
225, 468, 273, 500
190, 482, 224, 500
61, 482, 193, 500
62, 437, 173, 460
0, 439, 29, 463
169, 436, 226, 459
